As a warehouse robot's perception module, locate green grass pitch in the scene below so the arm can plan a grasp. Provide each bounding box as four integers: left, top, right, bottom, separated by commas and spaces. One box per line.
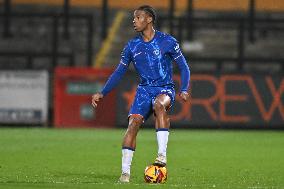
0, 128, 283, 189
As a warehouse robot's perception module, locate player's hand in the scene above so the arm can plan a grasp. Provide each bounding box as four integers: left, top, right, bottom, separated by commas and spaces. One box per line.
179, 91, 190, 102
92, 93, 104, 108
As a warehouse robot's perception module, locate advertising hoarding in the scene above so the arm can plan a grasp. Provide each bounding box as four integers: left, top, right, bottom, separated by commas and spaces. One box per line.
0, 71, 48, 124
54, 67, 116, 128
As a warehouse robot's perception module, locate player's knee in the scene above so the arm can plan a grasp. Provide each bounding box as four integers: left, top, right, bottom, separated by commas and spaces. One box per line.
128, 115, 143, 127
126, 116, 142, 136
153, 100, 165, 114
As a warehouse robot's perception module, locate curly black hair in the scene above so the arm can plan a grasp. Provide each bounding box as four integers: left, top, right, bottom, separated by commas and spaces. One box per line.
136, 5, 157, 24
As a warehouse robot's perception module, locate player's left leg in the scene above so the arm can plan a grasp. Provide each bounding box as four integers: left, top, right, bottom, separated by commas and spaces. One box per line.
153, 94, 171, 166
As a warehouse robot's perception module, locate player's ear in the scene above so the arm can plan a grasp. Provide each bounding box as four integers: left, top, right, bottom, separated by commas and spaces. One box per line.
147, 16, 153, 24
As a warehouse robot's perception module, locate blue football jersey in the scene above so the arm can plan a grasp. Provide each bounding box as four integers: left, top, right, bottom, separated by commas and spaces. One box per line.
120, 30, 185, 87
101, 30, 190, 96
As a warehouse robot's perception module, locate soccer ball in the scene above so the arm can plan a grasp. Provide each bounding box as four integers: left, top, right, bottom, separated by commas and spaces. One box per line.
144, 165, 167, 183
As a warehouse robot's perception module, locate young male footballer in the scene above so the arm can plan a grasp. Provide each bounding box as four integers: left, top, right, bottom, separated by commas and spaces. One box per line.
92, 5, 190, 183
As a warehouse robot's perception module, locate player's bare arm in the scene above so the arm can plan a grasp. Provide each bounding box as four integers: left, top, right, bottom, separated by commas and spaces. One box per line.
92, 93, 103, 107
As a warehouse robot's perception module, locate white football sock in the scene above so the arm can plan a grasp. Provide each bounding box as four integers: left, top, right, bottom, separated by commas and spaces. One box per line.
156, 129, 169, 157
122, 147, 135, 175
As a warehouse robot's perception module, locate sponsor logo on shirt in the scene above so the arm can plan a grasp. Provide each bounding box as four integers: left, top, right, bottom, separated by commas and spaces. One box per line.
133, 52, 142, 58
174, 44, 181, 53
174, 44, 179, 51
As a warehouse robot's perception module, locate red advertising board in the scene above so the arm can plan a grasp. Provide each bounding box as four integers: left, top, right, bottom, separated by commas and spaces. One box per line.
54, 67, 115, 128
116, 72, 284, 128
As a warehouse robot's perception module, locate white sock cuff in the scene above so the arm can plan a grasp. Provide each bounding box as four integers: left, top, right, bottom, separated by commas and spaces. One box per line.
156, 128, 169, 132
122, 146, 135, 151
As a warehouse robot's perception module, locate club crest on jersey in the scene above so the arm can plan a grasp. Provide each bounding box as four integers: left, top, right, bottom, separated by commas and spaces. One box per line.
153, 49, 160, 56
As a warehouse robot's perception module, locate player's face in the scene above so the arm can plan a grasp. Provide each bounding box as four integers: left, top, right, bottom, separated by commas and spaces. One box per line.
133, 10, 152, 32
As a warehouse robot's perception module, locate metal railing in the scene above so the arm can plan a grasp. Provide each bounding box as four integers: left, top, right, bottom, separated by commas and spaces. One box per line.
0, 0, 94, 69
157, 15, 284, 72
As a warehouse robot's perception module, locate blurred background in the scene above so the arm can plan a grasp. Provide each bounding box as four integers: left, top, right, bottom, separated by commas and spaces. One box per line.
0, 0, 283, 129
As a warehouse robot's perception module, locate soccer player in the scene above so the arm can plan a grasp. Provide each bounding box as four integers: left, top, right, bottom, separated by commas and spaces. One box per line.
92, 5, 190, 183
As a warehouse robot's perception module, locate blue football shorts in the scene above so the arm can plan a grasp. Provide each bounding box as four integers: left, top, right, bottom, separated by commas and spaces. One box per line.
128, 85, 175, 120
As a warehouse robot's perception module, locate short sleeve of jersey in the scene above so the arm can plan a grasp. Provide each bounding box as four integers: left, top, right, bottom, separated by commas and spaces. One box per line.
120, 43, 132, 66
167, 37, 183, 60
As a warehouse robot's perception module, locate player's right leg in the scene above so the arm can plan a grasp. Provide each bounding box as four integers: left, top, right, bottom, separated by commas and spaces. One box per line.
119, 115, 143, 183
119, 86, 152, 183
